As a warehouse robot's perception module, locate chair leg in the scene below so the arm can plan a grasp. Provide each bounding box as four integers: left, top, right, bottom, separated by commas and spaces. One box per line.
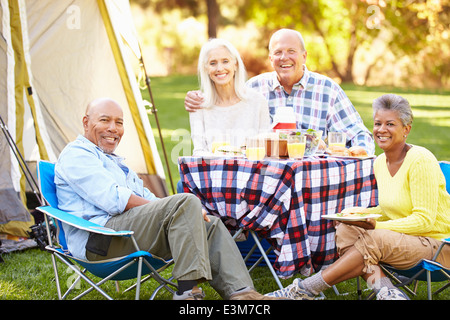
121, 260, 178, 299
149, 276, 177, 300
249, 231, 283, 290
49, 253, 62, 300
233, 228, 283, 290
381, 265, 417, 297
356, 277, 362, 300
135, 257, 143, 300
433, 281, 450, 296
432, 269, 450, 297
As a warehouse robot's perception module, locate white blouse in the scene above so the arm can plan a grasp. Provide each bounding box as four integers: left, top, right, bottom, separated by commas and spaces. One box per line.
189, 88, 271, 155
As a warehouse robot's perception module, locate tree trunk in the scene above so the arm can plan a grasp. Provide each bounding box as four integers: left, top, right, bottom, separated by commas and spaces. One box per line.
341, 24, 357, 83
310, 18, 345, 81
309, 3, 358, 84
206, 0, 219, 38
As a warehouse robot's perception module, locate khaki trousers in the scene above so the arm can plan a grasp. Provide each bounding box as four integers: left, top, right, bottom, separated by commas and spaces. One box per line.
86, 193, 253, 299
335, 224, 450, 272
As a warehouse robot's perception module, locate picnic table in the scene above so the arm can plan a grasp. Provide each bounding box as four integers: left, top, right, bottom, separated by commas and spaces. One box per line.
178, 155, 378, 278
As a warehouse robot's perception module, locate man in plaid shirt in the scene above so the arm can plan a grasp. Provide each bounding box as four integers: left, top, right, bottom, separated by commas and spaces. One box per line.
185, 29, 375, 155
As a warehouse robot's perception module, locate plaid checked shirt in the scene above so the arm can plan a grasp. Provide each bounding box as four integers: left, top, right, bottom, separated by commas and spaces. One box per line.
247, 66, 375, 155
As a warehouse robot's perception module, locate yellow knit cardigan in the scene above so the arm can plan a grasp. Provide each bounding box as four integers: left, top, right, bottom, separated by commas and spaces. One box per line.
369, 145, 450, 240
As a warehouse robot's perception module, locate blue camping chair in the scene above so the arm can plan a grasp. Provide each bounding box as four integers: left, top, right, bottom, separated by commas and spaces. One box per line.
357, 238, 450, 300
440, 161, 450, 194
357, 161, 450, 300
36, 161, 177, 300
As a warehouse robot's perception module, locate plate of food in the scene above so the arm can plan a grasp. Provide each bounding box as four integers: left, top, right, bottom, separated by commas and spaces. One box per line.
199, 145, 245, 159
322, 207, 382, 221
332, 155, 376, 160
326, 145, 374, 159
215, 145, 244, 157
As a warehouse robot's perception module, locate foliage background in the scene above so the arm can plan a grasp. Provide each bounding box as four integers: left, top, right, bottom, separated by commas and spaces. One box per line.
130, 0, 450, 89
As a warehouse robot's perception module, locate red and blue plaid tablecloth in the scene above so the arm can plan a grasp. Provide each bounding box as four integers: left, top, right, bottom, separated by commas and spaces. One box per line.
178, 156, 378, 278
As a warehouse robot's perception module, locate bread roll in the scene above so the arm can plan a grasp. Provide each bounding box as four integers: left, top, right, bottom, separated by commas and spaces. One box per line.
327, 145, 350, 156
348, 146, 368, 157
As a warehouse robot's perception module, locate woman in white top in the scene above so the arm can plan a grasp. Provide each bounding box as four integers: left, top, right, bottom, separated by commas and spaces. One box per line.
189, 38, 271, 155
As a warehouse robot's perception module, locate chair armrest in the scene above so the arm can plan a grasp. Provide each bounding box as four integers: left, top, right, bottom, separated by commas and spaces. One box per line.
421, 259, 447, 272
430, 236, 450, 261
37, 205, 133, 237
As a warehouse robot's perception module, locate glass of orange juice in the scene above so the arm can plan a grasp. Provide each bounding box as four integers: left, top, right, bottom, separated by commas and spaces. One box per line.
246, 136, 265, 161
287, 134, 306, 160
328, 132, 346, 148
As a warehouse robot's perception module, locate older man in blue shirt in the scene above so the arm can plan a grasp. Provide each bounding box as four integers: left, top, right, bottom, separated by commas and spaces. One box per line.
54, 98, 279, 300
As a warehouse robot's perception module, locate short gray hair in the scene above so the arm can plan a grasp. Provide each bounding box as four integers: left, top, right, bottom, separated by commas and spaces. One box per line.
372, 94, 414, 126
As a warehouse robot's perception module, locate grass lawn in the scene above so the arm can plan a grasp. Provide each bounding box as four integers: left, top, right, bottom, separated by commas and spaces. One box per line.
1, 75, 449, 300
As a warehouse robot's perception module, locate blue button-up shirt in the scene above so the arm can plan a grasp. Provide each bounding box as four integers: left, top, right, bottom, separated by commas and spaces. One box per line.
247, 66, 375, 155
54, 135, 157, 259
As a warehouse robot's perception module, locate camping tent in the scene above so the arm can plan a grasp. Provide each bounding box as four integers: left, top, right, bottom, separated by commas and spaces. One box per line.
0, 0, 168, 237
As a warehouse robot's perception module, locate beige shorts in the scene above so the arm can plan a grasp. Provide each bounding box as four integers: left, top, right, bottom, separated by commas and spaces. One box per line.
335, 224, 450, 272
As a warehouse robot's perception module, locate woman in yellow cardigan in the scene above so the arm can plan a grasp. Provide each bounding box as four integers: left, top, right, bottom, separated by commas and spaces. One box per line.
266, 94, 450, 300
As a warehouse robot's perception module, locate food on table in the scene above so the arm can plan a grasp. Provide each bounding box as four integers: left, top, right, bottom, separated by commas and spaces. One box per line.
326, 145, 368, 157
214, 145, 244, 157
212, 141, 230, 153
348, 146, 368, 157
337, 206, 370, 217
326, 145, 350, 156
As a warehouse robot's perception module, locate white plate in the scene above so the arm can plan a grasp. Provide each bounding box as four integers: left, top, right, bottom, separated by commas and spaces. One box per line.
330, 155, 376, 160
322, 213, 382, 221
200, 154, 245, 159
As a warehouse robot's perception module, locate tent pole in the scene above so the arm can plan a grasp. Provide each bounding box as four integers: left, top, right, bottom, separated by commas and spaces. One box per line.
0, 114, 43, 206
139, 57, 176, 195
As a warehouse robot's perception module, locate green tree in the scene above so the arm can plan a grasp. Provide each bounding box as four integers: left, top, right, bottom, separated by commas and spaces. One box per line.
240, 0, 450, 86
131, 0, 221, 38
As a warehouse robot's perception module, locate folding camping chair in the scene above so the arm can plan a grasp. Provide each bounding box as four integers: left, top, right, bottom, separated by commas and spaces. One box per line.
357, 238, 450, 300
357, 161, 450, 300
233, 228, 283, 290
36, 160, 177, 300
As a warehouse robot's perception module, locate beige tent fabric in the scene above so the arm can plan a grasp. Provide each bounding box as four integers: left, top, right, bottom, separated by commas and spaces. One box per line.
0, 0, 169, 236
0, 0, 35, 229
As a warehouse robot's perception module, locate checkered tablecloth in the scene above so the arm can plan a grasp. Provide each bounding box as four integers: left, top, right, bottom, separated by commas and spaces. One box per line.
178, 156, 378, 278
